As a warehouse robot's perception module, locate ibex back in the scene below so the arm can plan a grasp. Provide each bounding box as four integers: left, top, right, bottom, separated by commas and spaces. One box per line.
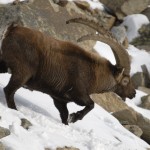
0, 21, 136, 124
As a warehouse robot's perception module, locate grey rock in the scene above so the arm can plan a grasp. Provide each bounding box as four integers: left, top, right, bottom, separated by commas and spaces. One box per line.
99, 0, 150, 19
0, 0, 96, 50
131, 24, 150, 52
21, 118, 32, 130
124, 125, 143, 137
113, 108, 150, 144
0, 126, 10, 139
140, 95, 150, 110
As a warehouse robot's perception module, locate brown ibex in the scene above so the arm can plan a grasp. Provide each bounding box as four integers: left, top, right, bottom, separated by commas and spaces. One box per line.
0, 17, 135, 124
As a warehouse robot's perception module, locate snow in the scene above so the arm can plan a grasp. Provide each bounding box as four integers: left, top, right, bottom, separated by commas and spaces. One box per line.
0, 76, 150, 150
122, 14, 149, 42
83, 0, 104, 10
0, 1, 150, 150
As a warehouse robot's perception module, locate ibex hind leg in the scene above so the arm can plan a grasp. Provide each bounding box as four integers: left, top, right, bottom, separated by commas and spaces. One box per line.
53, 98, 69, 125
4, 66, 32, 110
68, 94, 94, 123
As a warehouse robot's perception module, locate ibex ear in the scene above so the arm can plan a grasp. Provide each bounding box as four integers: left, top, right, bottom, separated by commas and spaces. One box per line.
121, 76, 130, 86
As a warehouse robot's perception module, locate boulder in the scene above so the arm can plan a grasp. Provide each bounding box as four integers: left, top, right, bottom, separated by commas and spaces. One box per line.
121, 0, 150, 15
99, 0, 150, 19
131, 24, 150, 51
90, 92, 129, 112
124, 125, 143, 137
0, 0, 97, 50
112, 109, 137, 124
113, 108, 150, 144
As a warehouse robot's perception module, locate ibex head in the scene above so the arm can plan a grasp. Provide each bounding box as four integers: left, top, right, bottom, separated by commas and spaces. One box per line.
66, 18, 136, 100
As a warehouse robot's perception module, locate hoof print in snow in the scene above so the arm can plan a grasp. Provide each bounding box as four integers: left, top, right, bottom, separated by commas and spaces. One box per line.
21, 118, 32, 130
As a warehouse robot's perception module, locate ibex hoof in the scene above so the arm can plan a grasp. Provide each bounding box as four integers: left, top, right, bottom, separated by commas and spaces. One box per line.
68, 112, 81, 123
67, 113, 76, 123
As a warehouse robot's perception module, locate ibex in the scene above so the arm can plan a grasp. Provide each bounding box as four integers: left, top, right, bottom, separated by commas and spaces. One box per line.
0, 16, 136, 124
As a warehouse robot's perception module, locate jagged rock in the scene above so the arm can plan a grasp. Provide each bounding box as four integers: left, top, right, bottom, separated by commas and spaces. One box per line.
124, 125, 143, 137
99, 0, 150, 19
131, 24, 150, 51
140, 95, 150, 109
57, 146, 79, 150
0, 126, 10, 139
0, 142, 5, 150
21, 118, 32, 130
91, 92, 129, 112
0, 0, 97, 50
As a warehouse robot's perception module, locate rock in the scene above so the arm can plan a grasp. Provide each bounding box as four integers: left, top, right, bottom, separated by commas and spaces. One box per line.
142, 7, 150, 20
113, 108, 150, 144
124, 125, 143, 137
140, 95, 150, 109
113, 109, 137, 124
74, 1, 91, 12
131, 72, 146, 89
121, 0, 150, 15
137, 113, 150, 144
21, 118, 32, 130
52, 0, 68, 7
138, 86, 150, 94
74, 1, 116, 30
90, 92, 129, 112
0, 126, 10, 139
111, 25, 128, 48
131, 24, 150, 52
0, 142, 5, 150
132, 65, 150, 89
0, 0, 97, 50
57, 147, 79, 150
99, 0, 150, 19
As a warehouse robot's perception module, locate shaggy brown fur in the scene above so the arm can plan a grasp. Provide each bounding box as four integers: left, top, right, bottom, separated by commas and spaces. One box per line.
0, 24, 136, 124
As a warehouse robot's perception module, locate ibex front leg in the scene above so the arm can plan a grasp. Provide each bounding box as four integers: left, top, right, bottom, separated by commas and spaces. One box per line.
68, 94, 94, 123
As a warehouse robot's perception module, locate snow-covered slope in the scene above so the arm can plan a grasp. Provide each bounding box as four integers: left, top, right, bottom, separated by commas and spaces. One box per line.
0, 0, 150, 150
0, 74, 150, 150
